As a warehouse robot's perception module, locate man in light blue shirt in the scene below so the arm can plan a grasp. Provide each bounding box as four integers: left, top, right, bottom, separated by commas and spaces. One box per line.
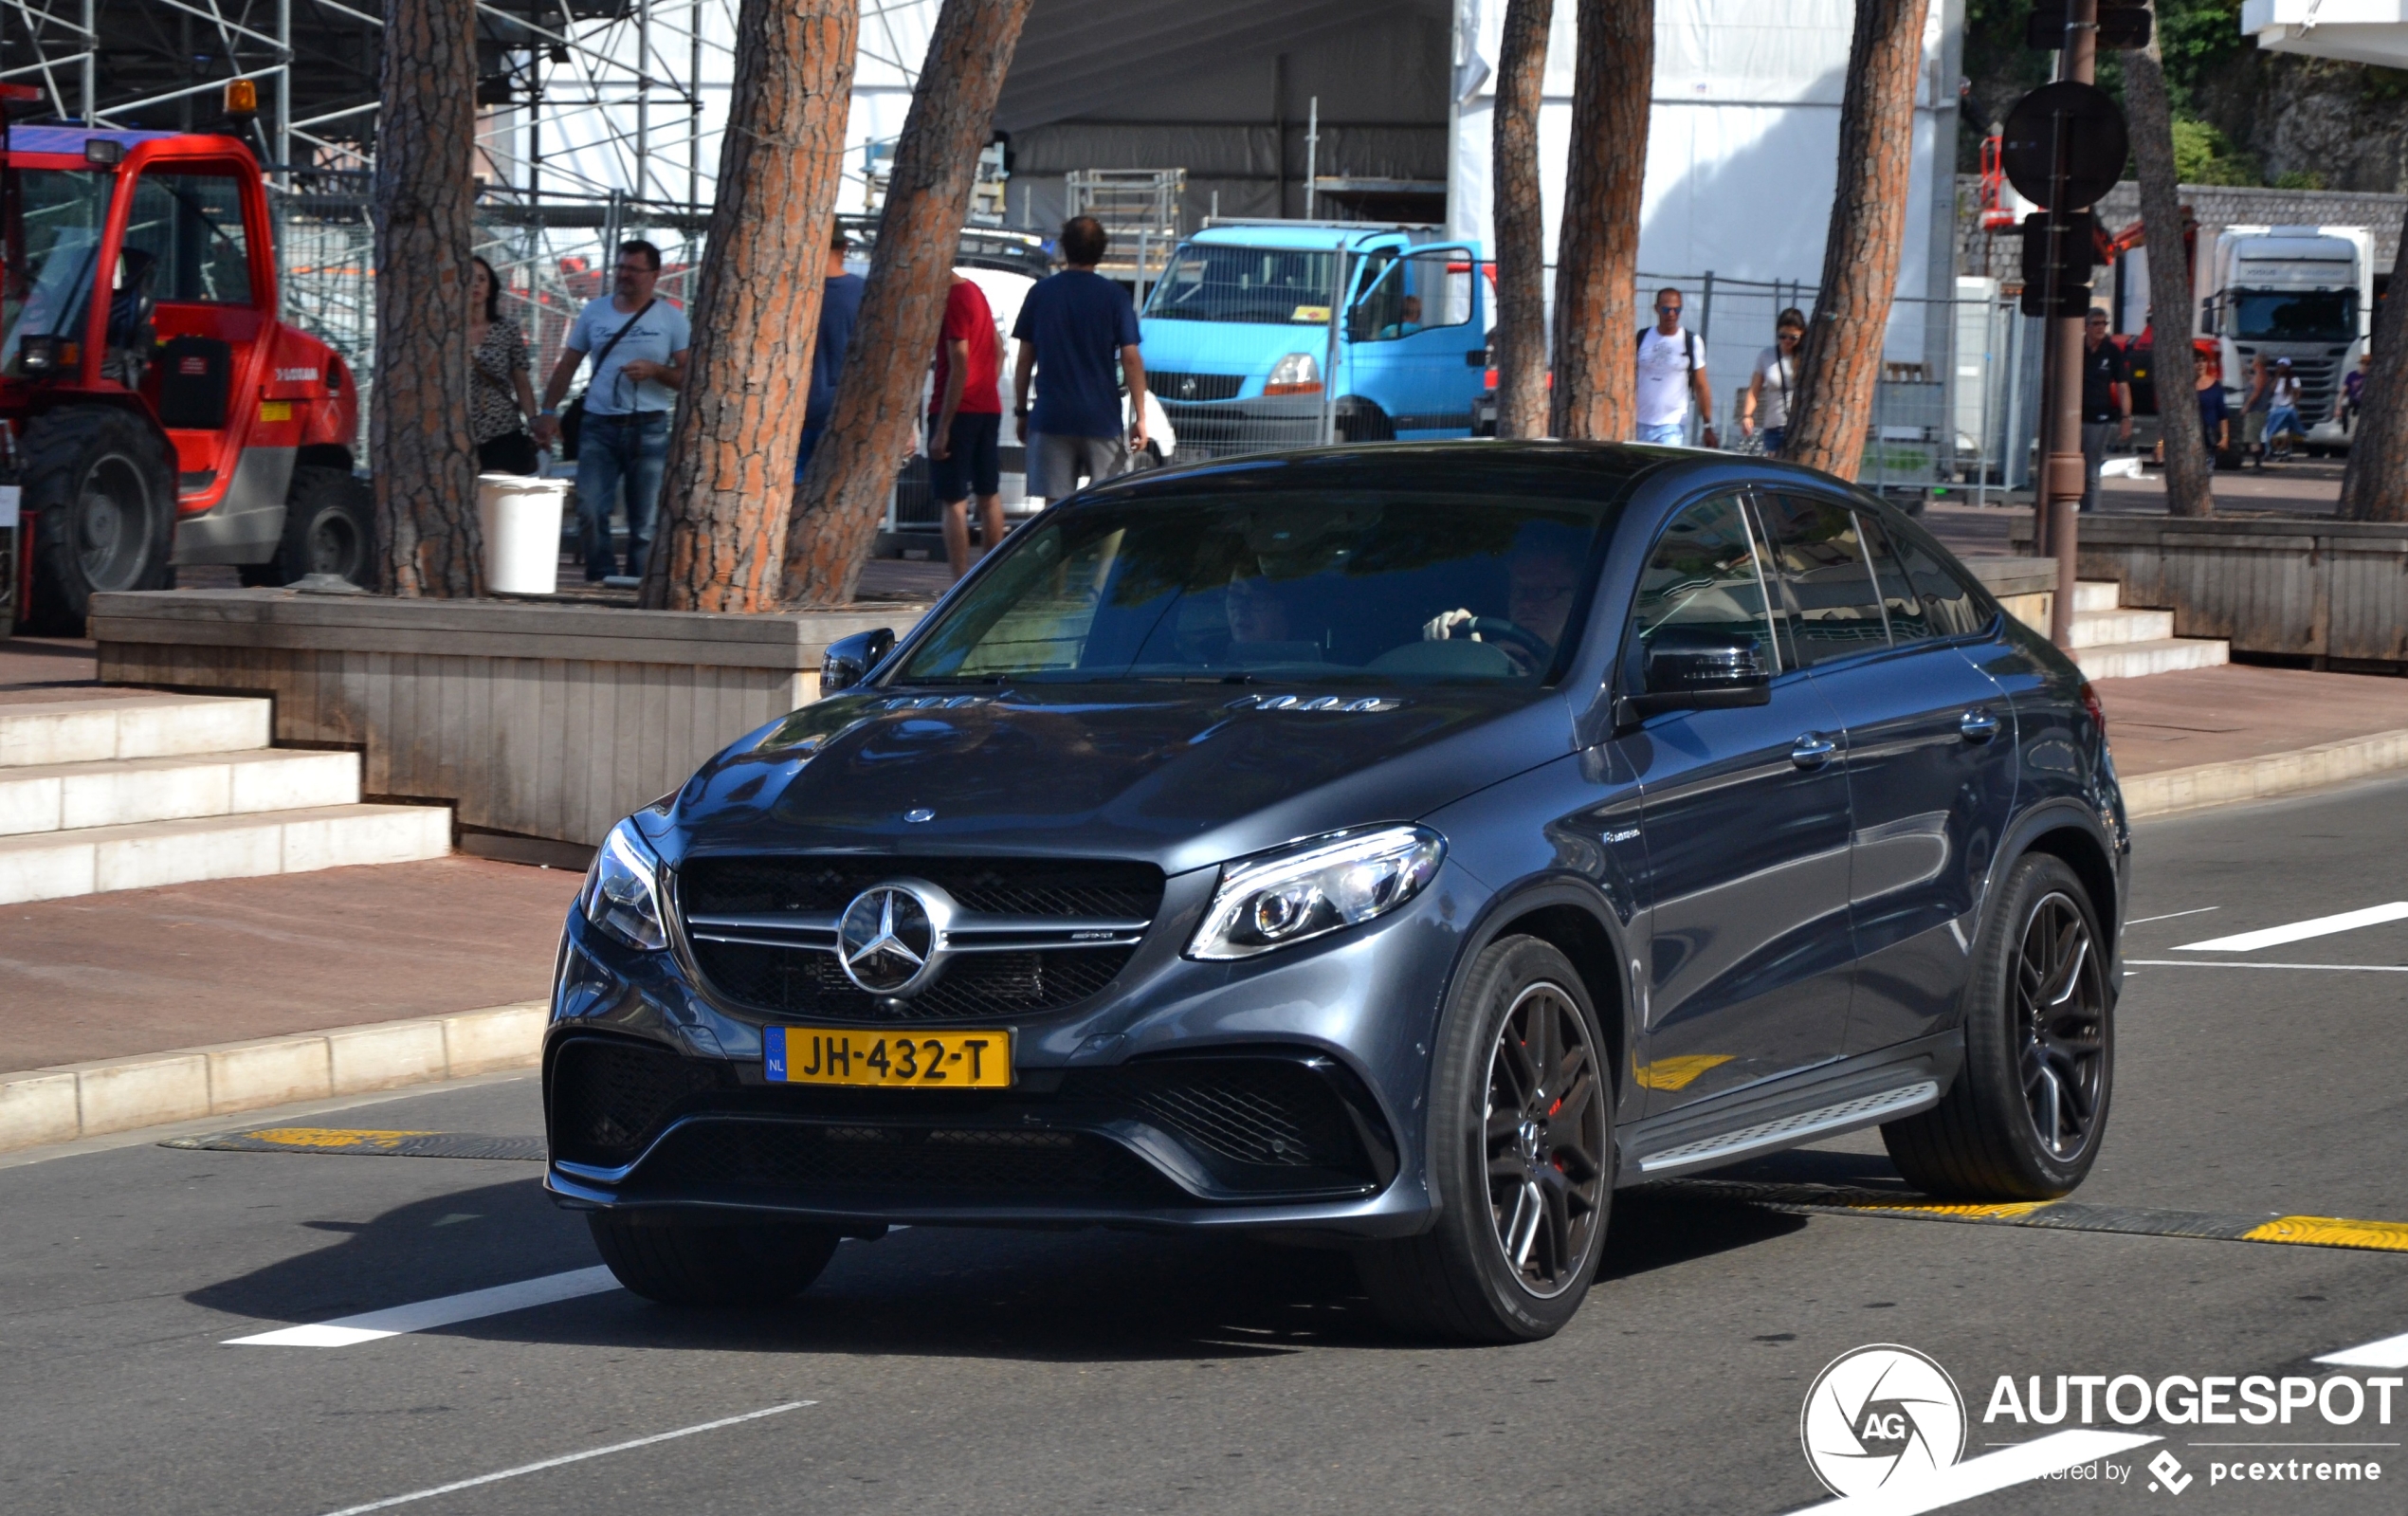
536, 240, 691, 580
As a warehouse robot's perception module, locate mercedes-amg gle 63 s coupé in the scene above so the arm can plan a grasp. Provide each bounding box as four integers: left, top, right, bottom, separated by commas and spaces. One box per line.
546, 442, 2126, 1342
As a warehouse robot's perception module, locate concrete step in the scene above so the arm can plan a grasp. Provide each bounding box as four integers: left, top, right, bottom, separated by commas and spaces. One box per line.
0, 804, 452, 905
2070, 607, 2176, 648
2072, 637, 2232, 681
0, 694, 270, 768
2073, 580, 2124, 612
0, 749, 361, 837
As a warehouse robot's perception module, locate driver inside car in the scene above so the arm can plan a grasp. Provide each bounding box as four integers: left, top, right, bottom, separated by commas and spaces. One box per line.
1420, 545, 1583, 674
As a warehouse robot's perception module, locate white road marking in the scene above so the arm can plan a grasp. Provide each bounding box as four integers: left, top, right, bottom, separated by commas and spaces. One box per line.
2125, 959, 2408, 973
1797, 1430, 2160, 1514
225, 1265, 621, 1346
2316, 1329, 2408, 1370
316, 1401, 812, 1516
2176, 903, 2408, 953
2128, 905, 2219, 926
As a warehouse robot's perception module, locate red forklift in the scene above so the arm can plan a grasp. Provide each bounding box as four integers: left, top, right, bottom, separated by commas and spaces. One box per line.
0, 86, 371, 633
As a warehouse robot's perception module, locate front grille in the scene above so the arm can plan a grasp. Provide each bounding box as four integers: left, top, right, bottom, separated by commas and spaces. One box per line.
1068, 1059, 1379, 1186
681, 856, 1163, 922
631, 1119, 1184, 1206
1147, 369, 1245, 402
549, 1036, 734, 1167
679, 855, 1162, 1023
690, 940, 1136, 1021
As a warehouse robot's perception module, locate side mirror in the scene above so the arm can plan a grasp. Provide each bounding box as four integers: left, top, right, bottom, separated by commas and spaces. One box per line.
1622, 628, 1773, 719
819, 628, 895, 695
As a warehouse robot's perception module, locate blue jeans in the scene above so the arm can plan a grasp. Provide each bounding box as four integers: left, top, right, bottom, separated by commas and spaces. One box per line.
575, 411, 668, 579
1636, 421, 1685, 446
794, 426, 825, 484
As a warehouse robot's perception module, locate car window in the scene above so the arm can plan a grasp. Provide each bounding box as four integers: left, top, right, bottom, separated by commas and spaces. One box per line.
1871, 509, 1990, 637
1752, 493, 1889, 667
1629, 493, 1781, 672
894, 490, 1617, 686
1854, 510, 1930, 645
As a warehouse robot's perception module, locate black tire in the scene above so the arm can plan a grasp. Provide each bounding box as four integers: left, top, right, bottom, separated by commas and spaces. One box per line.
1883, 853, 2114, 1200
1356, 936, 1613, 1343
587, 1211, 842, 1307
1334, 398, 1394, 443
242, 465, 374, 588
19, 407, 175, 634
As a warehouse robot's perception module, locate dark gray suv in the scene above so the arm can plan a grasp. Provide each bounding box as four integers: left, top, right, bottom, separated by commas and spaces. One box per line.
546, 443, 2127, 1342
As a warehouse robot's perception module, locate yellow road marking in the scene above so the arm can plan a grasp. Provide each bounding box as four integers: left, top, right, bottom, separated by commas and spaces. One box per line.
1842, 1199, 2055, 1220
2241, 1215, 2408, 1252
239, 1127, 439, 1150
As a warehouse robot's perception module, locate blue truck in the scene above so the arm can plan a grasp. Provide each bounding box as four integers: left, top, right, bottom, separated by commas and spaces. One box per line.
1139, 223, 1493, 459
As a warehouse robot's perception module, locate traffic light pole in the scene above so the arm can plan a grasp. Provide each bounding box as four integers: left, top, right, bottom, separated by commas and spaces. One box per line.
2040, 0, 2098, 650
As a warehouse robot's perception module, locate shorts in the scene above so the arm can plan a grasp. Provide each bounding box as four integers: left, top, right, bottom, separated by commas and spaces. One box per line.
928, 411, 1001, 502
1031, 432, 1128, 499
1635, 421, 1685, 446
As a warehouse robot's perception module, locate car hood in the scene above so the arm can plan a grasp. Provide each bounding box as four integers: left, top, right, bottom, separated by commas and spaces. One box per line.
659, 684, 1573, 876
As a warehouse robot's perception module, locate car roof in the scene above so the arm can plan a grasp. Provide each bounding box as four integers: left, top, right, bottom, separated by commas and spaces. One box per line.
1076, 440, 1681, 503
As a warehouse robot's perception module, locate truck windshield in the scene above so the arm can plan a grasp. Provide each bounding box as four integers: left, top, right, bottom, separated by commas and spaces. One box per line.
2229, 289, 2356, 344
894, 490, 1616, 687
1144, 245, 1339, 325
2, 168, 115, 372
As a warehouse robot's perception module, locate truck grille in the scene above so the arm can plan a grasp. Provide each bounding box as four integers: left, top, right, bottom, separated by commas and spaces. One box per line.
1147, 369, 1245, 402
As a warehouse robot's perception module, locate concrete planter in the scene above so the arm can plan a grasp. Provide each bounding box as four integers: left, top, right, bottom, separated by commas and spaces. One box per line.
90, 590, 927, 860
2010, 515, 2408, 667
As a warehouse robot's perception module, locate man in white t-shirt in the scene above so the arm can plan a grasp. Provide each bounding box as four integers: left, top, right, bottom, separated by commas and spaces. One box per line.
535, 240, 692, 581
1634, 286, 1716, 447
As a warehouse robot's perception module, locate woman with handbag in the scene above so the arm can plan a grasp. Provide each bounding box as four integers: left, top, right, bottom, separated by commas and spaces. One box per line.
1740, 307, 1805, 456
469, 256, 542, 475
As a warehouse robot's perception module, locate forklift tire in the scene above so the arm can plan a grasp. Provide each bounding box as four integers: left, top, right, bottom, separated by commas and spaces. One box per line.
240, 466, 375, 589
20, 407, 176, 635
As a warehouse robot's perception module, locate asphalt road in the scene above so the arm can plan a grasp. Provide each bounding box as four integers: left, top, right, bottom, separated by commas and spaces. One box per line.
4, 778, 2407, 1516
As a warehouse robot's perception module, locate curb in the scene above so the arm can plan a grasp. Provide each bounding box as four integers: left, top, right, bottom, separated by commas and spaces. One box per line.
0, 1000, 548, 1155
2123, 726, 2408, 820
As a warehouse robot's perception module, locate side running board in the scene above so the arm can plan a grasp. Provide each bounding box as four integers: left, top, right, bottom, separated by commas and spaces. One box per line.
1633, 1080, 1940, 1178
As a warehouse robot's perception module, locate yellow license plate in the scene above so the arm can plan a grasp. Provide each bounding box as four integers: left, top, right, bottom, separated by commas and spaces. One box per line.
765, 1026, 1011, 1088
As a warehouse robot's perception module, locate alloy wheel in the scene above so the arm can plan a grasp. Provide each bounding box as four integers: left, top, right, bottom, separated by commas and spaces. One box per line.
76, 455, 151, 590
2016, 891, 2107, 1160
1482, 979, 1608, 1297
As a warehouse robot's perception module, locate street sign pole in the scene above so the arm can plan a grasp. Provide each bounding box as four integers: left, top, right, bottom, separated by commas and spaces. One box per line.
2042, 0, 2098, 651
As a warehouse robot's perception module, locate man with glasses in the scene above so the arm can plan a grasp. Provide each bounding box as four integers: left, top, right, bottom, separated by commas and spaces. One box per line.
537, 240, 691, 580
1635, 286, 1716, 448
2079, 307, 2132, 512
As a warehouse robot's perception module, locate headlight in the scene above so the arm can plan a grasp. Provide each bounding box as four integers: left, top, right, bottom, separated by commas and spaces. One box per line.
580, 818, 666, 951
1187, 825, 1445, 960
1264, 351, 1323, 395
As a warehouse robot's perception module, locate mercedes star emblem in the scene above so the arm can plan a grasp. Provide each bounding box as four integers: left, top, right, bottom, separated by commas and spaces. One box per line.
836, 883, 946, 995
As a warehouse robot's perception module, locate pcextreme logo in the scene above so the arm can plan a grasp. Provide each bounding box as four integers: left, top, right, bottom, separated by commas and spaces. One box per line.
1801, 1343, 1969, 1497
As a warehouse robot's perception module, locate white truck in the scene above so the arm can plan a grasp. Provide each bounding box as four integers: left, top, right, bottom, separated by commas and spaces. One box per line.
2201, 226, 2373, 448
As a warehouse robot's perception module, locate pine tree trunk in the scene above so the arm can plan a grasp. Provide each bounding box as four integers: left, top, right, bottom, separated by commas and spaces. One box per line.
2341, 204, 2408, 522
2125, 27, 2213, 518
640, 0, 859, 612
781, 0, 1035, 607
1549, 0, 1649, 442
1491, 0, 1552, 440
372, 0, 483, 596
1779, 0, 1930, 481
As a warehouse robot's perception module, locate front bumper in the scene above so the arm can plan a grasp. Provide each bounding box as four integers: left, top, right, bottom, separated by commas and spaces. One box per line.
542, 866, 1479, 1237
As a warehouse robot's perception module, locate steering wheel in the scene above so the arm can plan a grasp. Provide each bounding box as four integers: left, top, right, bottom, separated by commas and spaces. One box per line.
1440, 614, 1551, 668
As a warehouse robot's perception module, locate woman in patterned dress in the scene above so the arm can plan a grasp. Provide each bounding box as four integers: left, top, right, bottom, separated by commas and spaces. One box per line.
470, 256, 542, 474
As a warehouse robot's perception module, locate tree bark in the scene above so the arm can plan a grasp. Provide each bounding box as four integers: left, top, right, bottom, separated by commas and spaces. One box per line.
2124, 26, 2213, 518
1548, 0, 1649, 442
371, 0, 483, 596
1779, 0, 1931, 481
640, 0, 859, 612
2341, 203, 2408, 522
781, 0, 1035, 607
1491, 0, 1552, 439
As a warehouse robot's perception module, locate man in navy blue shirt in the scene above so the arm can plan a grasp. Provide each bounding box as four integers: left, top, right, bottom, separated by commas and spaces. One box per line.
796, 227, 867, 482
1012, 215, 1147, 498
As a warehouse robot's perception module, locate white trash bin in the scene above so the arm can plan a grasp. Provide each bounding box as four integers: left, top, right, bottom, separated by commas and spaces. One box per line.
478, 474, 564, 594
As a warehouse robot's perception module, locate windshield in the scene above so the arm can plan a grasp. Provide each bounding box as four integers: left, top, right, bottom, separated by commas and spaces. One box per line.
1143, 244, 1340, 325
2, 168, 113, 373
894, 491, 1617, 687
2229, 289, 2356, 344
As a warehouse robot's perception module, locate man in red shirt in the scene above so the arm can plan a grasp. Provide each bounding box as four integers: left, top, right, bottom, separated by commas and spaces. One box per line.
929, 273, 1006, 580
